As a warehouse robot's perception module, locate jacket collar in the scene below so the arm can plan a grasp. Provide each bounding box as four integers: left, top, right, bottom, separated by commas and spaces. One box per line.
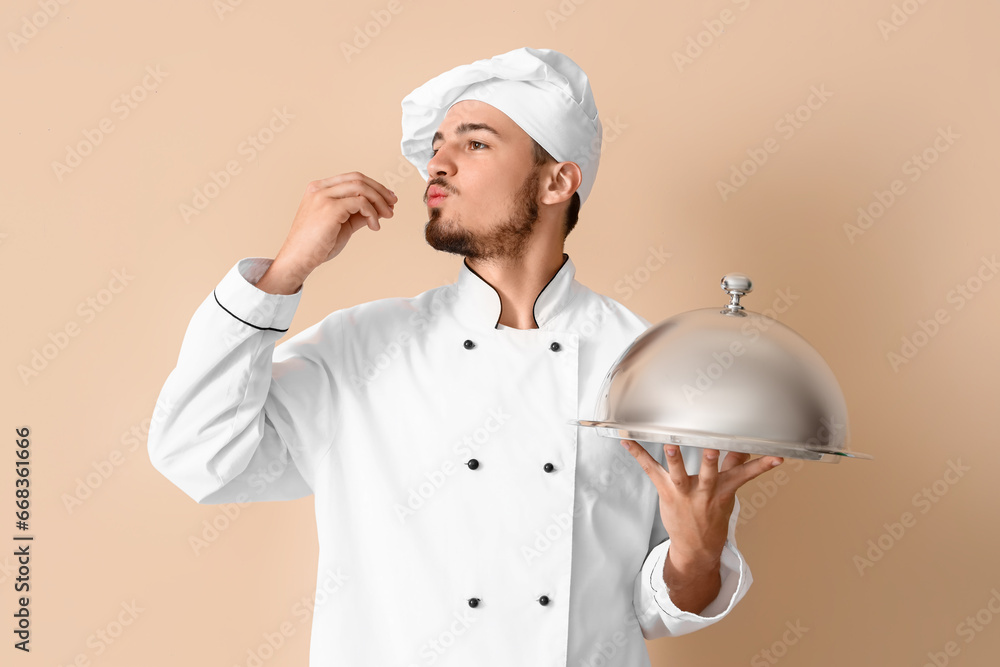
451, 253, 577, 330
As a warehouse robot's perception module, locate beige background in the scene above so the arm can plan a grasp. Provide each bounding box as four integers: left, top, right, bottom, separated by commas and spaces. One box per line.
3, 0, 998, 665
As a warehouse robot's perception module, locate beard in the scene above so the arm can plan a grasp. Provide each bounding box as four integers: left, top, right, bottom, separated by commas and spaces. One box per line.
424, 167, 540, 262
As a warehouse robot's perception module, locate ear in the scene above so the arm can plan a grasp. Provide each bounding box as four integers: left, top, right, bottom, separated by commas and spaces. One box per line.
540, 161, 583, 206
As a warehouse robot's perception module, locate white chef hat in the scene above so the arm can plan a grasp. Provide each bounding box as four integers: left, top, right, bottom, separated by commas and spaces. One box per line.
400, 46, 603, 205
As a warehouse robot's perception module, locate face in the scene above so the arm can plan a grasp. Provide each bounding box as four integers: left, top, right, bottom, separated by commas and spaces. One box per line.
423, 100, 543, 262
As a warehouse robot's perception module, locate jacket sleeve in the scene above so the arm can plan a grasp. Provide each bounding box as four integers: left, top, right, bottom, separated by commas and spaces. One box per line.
632, 447, 753, 639
148, 257, 338, 505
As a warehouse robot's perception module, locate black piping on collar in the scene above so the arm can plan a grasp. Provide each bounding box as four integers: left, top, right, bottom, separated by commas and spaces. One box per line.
529, 253, 570, 329
462, 253, 570, 329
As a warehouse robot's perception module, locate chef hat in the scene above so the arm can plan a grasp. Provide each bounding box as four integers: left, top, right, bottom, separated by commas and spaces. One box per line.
400, 46, 603, 205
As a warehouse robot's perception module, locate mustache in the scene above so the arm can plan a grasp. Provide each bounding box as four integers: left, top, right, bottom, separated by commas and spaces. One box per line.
425, 178, 457, 199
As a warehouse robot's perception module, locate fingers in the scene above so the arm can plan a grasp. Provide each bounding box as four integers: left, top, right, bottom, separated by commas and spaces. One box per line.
619, 440, 670, 492
310, 173, 397, 219
719, 450, 750, 472
337, 172, 398, 210
311, 172, 397, 204
699, 448, 720, 487
723, 455, 784, 492
340, 182, 395, 220
662, 445, 690, 492
343, 194, 380, 231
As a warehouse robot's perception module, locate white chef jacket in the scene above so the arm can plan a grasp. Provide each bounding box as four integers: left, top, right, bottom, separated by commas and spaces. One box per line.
148, 252, 753, 666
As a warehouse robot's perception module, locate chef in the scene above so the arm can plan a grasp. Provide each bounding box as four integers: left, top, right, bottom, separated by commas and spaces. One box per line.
148, 46, 784, 667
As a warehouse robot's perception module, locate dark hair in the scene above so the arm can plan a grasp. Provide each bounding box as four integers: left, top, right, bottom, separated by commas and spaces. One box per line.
531, 139, 582, 239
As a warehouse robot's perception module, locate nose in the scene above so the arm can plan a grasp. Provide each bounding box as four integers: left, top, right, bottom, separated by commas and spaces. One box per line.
426, 142, 455, 177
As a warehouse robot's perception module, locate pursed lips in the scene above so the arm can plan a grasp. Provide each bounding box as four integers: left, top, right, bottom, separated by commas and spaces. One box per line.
427, 186, 449, 206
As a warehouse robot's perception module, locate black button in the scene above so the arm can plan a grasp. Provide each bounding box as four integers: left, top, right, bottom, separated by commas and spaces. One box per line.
464, 339, 476, 349
538, 595, 550, 606
467, 459, 479, 470
543, 462, 554, 473
468, 597, 480, 608
549, 341, 561, 352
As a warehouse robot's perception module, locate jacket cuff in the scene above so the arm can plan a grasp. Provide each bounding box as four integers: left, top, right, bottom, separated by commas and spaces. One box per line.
639, 537, 751, 633
213, 257, 302, 332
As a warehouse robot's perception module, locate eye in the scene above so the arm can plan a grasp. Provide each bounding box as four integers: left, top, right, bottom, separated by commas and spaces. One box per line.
430, 140, 488, 156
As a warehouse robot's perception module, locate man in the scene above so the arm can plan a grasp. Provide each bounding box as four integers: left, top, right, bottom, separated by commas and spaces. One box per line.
148, 47, 784, 666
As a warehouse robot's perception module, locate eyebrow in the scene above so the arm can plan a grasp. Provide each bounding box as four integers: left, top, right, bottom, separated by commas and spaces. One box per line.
431, 122, 502, 148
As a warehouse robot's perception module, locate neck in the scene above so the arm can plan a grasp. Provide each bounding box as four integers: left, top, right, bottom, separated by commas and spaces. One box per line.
465, 239, 566, 330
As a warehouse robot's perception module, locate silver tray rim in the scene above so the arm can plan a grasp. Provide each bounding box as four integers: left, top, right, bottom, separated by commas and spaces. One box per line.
570, 419, 874, 463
